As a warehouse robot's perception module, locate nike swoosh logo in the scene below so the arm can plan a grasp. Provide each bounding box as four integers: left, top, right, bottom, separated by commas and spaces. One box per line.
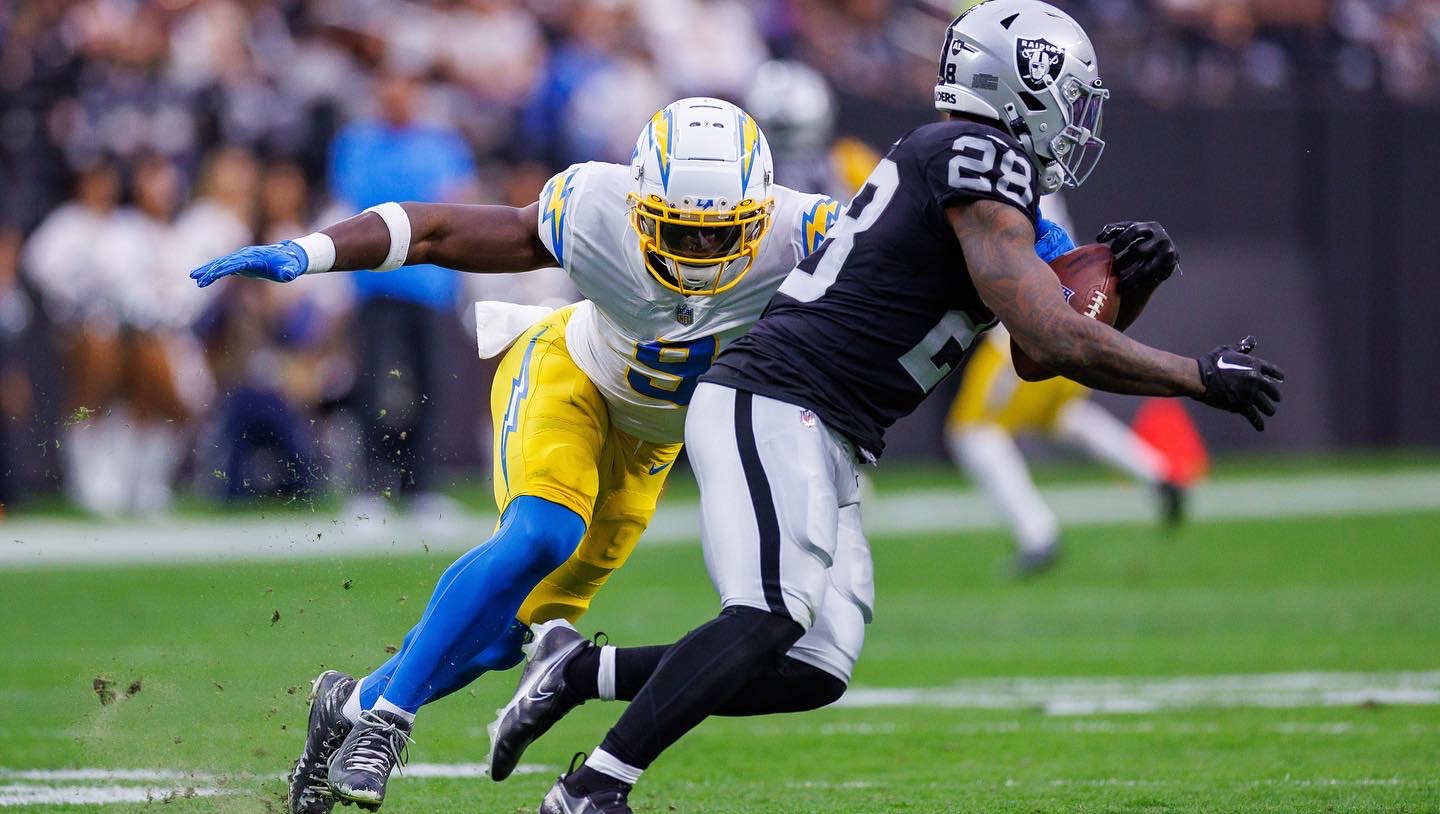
1216, 359, 1252, 371
522, 660, 564, 705
649, 462, 672, 476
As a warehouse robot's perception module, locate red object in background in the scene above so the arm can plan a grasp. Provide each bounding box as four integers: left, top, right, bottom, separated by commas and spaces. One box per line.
1132, 398, 1209, 486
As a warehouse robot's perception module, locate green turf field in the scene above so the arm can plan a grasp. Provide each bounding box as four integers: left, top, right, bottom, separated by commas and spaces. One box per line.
3, 466, 1439, 812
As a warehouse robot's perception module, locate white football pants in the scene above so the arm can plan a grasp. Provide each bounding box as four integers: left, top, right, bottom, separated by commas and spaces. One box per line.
684, 382, 873, 684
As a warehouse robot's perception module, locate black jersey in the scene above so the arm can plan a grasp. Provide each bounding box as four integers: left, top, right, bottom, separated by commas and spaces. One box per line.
703, 119, 1042, 458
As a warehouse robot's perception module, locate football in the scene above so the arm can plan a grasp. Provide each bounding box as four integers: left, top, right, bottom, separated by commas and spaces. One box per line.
1011, 243, 1120, 381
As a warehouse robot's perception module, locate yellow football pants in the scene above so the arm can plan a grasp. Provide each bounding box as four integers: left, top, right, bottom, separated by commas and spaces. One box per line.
947, 331, 1089, 435
490, 306, 683, 626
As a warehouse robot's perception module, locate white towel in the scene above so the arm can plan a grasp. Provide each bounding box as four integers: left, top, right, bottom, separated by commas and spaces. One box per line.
473, 301, 557, 359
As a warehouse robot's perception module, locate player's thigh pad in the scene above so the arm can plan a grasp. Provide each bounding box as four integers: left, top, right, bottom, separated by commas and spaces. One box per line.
518, 430, 682, 625
787, 503, 874, 684
686, 383, 861, 627
490, 306, 609, 524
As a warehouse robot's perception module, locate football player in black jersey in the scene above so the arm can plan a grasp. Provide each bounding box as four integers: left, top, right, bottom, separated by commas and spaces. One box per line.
528, 2, 1284, 810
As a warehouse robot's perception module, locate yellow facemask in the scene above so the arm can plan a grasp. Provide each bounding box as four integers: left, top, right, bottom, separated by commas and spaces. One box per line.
629, 192, 774, 296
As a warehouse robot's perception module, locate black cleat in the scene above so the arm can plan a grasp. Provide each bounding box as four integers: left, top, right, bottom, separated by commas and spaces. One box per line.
1014, 540, 1061, 578
287, 670, 357, 814
538, 755, 632, 814
488, 619, 593, 781
326, 708, 412, 810
1157, 481, 1187, 528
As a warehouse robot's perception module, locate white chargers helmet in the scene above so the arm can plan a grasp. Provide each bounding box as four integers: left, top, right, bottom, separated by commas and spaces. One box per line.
629, 97, 774, 296
935, 0, 1108, 194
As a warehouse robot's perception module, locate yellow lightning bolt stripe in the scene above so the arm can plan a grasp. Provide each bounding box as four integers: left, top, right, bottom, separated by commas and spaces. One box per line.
542, 167, 579, 265
801, 198, 841, 257
738, 112, 760, 190
651, 108, 674, 190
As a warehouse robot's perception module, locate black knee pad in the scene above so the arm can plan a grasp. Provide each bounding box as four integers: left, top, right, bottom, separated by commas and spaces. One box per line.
716, 605, 806, 664
778, 658, 848, 709
712, 652, 849, 717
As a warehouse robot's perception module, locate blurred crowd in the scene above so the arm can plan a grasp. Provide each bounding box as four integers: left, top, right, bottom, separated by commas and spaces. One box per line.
1074, 0, 1440, 104
0, 0, 1436, 514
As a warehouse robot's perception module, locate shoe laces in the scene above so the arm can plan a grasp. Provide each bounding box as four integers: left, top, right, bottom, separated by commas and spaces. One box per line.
295, 782, 332, 805
293, 714, 351, 800
292, 748, 334, 804
338, 711, 413, 778
295, 746, 336, 793
560, 752, 632, 806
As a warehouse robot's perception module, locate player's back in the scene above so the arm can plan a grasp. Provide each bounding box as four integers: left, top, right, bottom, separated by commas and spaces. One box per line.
704, 118, 1042, 458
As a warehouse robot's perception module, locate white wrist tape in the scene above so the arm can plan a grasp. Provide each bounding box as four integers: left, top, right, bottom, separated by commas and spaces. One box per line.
364, 202, 412, 272
292, 232, 336, 274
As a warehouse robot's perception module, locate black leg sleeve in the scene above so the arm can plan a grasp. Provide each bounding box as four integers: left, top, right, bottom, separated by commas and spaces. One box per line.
570, 641, 845, 716
563, 644, 669, 701
596, 606, 803, 770
714, 657, 846, 716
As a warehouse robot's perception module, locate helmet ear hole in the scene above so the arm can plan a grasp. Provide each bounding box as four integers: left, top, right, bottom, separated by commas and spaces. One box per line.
1017, 91, 1049, 113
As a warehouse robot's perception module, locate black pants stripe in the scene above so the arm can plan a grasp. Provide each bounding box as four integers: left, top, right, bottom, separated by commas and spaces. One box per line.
732, 390, 788, 616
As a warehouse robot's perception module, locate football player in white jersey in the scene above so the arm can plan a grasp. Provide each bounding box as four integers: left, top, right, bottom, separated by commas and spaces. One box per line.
189, 98, 846, 812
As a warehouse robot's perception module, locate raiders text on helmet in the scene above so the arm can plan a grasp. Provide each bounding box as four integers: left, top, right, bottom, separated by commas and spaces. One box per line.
629, 98, 775, 296
934, 0, 1108, 194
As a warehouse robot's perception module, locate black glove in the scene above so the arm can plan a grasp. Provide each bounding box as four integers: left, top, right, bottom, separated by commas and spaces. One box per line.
1097, 221, 1180, 297
1195, 336, 1286, 431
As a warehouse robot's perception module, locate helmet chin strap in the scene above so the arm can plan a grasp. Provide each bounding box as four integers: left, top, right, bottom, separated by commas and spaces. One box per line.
1039, 163, 1064, 194
999, 101, 1057, 193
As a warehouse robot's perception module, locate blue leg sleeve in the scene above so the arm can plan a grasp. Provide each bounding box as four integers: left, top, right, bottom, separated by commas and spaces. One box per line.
358, 618, 529, 709
373, 496, 585, 713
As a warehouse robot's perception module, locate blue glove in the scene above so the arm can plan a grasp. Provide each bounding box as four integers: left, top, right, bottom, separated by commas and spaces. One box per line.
1033, 216, 1076, 264
189, 240, 310, 288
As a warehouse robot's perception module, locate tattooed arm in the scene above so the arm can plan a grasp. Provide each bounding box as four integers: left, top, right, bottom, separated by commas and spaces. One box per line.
324, 202, 552, 273
951, 200, 1203, 398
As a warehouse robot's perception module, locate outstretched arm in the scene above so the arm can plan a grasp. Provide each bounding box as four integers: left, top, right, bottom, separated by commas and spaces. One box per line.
953, 200, 1202, 397
190, 201, 553, 287
324, 202, 551, 273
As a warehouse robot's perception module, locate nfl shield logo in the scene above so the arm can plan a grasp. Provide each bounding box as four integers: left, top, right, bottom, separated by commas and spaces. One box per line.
1016, 38, 1065, 92
675, 304, 694, 325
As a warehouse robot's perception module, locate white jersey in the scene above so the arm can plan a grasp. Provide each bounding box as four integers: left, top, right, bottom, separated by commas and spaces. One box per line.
536, 161, 839, 443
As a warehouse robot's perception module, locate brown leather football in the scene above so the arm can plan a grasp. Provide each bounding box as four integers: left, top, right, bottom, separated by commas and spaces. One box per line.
1011, 243, 1120, 382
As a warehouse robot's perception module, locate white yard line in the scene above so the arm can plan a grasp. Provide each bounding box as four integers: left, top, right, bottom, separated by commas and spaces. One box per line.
0, 784, 229, 806
402, 762, 552, 779
837, 670, 1440, 715
0, 764, 553, 808
0, 764, 550, 784
3, 469, 1438, 569
0, 769, 212, 783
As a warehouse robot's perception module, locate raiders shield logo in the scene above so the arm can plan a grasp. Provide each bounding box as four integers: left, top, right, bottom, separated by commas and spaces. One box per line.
1016, 37, 1064, 92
